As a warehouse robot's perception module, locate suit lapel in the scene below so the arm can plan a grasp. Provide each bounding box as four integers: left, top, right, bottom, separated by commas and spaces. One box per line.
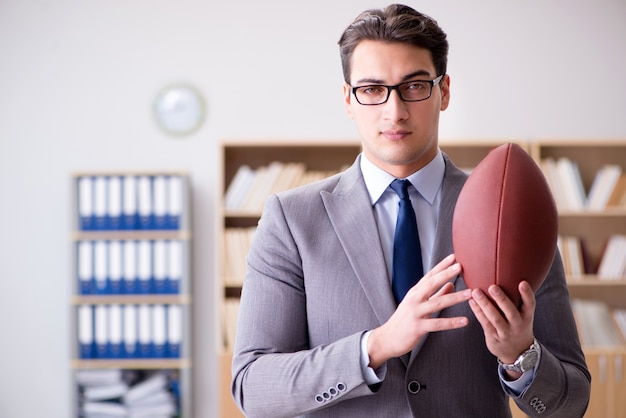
321, 159, 397, 327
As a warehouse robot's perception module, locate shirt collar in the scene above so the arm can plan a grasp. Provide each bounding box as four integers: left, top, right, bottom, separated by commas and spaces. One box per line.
360, 150, 445, 205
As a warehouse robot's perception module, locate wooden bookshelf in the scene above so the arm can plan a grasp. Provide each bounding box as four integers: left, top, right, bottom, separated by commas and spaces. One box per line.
218, 139, 626, 418
532, 140, 626, 418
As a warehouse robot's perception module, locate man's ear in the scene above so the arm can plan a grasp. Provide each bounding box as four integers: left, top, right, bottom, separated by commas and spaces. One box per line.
440, 74, 451, 111
343, 83, 354, 118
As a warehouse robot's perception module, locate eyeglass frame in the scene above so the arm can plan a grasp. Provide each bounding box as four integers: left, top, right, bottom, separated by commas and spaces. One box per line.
350, 74, 444, 106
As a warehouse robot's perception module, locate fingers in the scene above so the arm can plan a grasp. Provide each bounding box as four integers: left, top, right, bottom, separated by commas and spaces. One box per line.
518, 281, 536, 317
468, 289, 497, 335
469, 282, 536, 344
412, 254, 461, 297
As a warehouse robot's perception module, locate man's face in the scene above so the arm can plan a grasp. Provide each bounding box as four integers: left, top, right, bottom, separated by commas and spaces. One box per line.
343, 40, 450, 178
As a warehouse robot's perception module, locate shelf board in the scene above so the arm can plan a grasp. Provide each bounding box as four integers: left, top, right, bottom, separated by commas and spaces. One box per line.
559, 209, 626, 217
72, 294, 192, 305
567, 277, 626, 286
224, 210, 262, 218
579, 347, 626, 355
72, 230, 191, 241
72, 170, 190, 177
72, 358, 191, 370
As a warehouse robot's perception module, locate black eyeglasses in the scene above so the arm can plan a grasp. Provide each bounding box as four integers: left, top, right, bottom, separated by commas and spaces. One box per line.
351, 75, 444, 105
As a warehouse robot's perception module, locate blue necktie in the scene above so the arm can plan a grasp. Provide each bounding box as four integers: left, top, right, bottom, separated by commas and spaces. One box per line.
390, 179, 423, 304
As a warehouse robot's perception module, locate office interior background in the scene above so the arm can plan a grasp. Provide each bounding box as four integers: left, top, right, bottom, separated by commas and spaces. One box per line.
1, 0, 625, 416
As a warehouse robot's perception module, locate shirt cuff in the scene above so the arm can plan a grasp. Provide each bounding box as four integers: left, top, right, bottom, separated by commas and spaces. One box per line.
498, 347, 541, 397
360, 331, 386, 385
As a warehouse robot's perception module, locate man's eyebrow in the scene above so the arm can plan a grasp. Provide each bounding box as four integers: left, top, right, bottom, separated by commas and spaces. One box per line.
354, 70, 434, 85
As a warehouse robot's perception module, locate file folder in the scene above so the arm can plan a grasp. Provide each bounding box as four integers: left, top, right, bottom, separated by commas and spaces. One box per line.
153, 240, 167, 294
167, 241, 182, 294
138, 176, 153, 230
94, 241, 109, 295
108, 241, 122, 294
78, 305, 95, 359
123, 304, 138, 358
123, 241, 138, 294
167, 305, 182, 358
107, 176, 122, 230
94, 176, 107, 231
109, 304, 123, 358
122, 175, 138, 230
152, 305, 167, 358
78, 241, 94, 295
137, 240, 153, 294
138, 304, 153, 358
153, 176, 168, 230
94, 305, 109, 358
168, 176, 183, 230
78, 176, 94, 231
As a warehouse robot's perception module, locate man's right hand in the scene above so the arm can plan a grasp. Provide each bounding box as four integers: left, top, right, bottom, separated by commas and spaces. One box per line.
367, 254, 471, 369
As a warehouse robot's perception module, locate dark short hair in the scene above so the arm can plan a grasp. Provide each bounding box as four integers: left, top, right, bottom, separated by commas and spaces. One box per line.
338, 4, 449, 84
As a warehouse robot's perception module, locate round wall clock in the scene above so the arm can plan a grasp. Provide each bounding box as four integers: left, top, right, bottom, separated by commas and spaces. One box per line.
153, 83, 205, 137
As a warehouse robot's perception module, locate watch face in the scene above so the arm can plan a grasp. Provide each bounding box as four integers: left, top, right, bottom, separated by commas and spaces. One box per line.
520, 350, 539, 371
154, 84, 205, 136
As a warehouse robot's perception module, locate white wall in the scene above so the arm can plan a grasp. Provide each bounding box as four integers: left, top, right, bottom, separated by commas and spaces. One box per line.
0, 1, 624, 416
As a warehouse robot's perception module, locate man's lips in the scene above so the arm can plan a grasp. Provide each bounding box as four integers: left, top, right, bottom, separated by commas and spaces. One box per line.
382, 130, 412, 140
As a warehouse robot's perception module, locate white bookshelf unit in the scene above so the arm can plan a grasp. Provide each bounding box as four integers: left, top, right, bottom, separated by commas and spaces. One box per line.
71, 171, 193, 417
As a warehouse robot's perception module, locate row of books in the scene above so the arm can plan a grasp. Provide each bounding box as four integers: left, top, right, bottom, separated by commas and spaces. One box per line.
558, 234, 626, 279
571, 299, 626, 348
78, 304, 182, 359
222, 227, 256, 286
558, 235, 588, 278
597, 235, 626, 279
224, 161, 346, 213
223, 299, 240, 351
77, 175, 184, 231
540, 158, 626, 211
78, 240, 183, 295
77, 369, 179, 417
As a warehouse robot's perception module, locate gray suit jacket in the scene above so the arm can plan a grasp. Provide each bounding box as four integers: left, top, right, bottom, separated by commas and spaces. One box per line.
232, 154, 590, 418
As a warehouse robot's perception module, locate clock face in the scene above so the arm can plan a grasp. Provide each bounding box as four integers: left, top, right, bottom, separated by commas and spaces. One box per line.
153, 84, 205, 136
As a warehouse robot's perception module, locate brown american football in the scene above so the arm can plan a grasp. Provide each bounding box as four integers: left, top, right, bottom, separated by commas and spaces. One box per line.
452, 143, 558, 307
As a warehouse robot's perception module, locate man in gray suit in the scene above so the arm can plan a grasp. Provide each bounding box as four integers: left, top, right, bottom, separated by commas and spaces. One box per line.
232, 4, 590, 417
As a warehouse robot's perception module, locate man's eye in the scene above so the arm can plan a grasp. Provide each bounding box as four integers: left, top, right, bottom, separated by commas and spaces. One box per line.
406, 82, 427, 91
361, 86, 386, 95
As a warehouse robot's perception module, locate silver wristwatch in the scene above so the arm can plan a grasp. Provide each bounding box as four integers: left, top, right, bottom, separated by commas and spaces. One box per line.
498, 339, 540, 373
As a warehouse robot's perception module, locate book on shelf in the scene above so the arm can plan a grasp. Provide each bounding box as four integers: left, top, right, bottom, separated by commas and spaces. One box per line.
223, 298, 241, 351
77, 174, 184, 231
556, 157, 586, 211
223, 227, 256, 287
223, 161, 346, 213
614, 309, 626, 342
540, 158, 569, 212
224, 165, 255, 211
571, 299, 625, 348
587, 165, 623, 210
606, 173, 626, 208
557, 235, 588, 278
540, 158, 626, 211
597, 235, 626, 279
